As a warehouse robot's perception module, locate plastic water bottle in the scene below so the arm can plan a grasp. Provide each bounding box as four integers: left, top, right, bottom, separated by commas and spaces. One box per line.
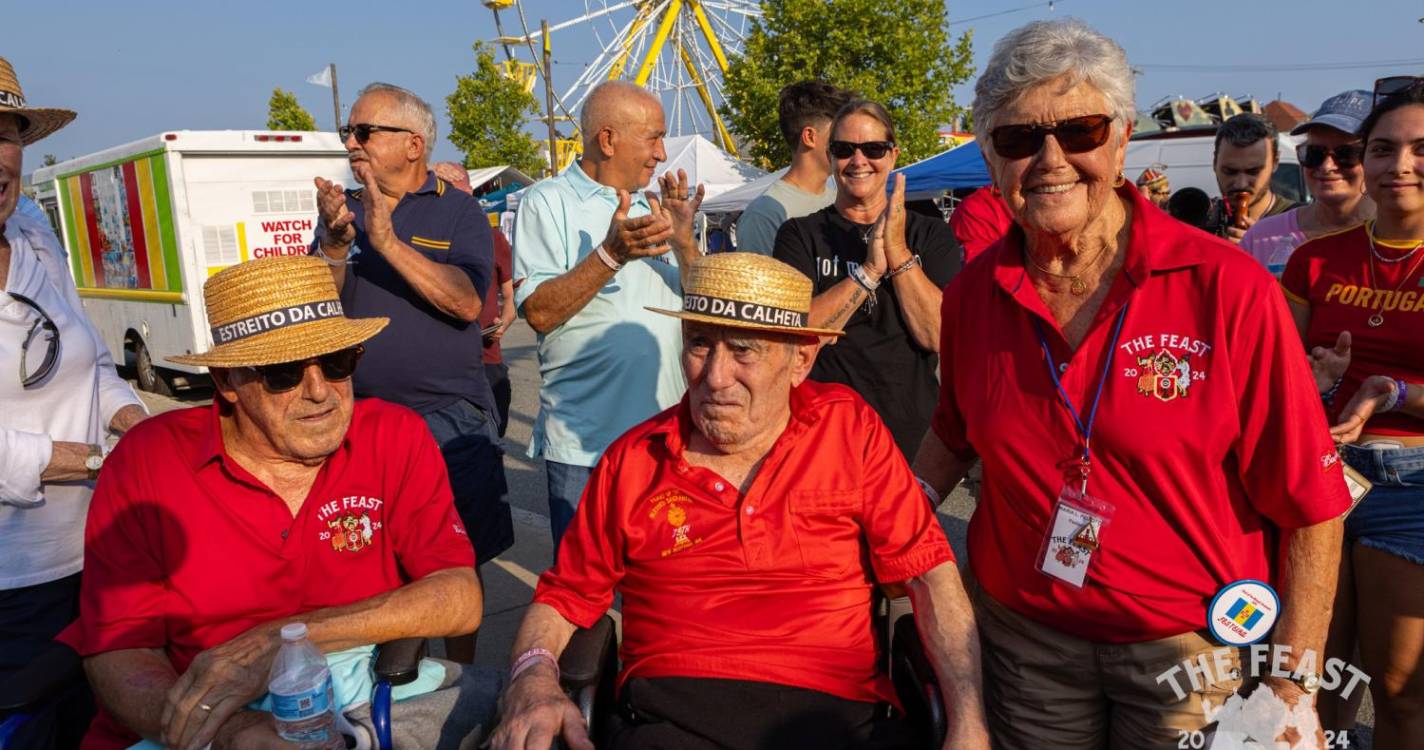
268, 623, 343, 750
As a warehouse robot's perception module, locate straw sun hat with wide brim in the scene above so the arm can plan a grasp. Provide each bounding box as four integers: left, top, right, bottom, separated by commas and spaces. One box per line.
169, 256, 388, 368
646, 252, 844, 338
0, 56, 76, 145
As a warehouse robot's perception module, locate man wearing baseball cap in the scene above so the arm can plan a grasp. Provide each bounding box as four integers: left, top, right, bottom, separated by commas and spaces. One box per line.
63, 256, 499, 750
492, 253, 988, 750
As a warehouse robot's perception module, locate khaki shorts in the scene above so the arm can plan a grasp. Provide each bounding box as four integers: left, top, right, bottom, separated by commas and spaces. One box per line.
972, 585, 1252, 749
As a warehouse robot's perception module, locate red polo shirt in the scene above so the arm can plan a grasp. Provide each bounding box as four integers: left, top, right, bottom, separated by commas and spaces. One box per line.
1282, 223, 1424, 436
479, 229, 513, 365
534, 380, 954, 705
931, 184, 1350, 643
949, 186, 1014, 264
65, 398, 474, 750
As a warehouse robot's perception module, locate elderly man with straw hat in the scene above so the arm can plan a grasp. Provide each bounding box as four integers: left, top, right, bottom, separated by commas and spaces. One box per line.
61, 256, 500, 750
493, 253, 989, 750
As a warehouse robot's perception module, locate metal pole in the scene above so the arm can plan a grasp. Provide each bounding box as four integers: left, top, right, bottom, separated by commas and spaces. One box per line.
329, 63, 342, 130
542, 20, 558, 176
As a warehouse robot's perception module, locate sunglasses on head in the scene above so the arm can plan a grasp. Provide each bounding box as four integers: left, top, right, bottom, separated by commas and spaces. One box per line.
338, 123, 414, 144
1296, 142, 1364, 169
244, 346, 363, 393
829, 140, 895, 160
989, 114, 1114, 160
1373, 76, 1424, 108
9, 291, 59, 389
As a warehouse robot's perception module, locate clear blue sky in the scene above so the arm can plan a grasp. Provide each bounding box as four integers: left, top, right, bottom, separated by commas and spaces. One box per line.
8, 0, 1423, 169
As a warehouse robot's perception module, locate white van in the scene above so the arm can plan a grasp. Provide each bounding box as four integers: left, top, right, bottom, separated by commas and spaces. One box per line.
30, 131, 352, 394
1125, 130, 1308, 203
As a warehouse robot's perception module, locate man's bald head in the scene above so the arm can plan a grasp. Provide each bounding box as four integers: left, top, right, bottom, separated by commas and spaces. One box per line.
577, 80, 668, 191
580, 80, 661, 143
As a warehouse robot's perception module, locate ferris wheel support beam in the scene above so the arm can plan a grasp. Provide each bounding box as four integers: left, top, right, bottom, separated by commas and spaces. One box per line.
606, 1, 662, 81
678, 43, 737, 151
687, 1, 731, 73
633, 0, 684, 86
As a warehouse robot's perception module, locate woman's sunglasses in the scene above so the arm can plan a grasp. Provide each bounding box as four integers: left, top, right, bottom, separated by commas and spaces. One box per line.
244, 345, 363, 393
10, 291, 59, 389
1296, 143, 1364, 169
829, 140, 895, 160
338, 123, 414, 144
1373, 76, 1424, 108
990, 114, 1114, 160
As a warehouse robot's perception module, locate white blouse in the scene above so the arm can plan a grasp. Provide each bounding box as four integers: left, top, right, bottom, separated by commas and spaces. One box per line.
0, 213, 145, 588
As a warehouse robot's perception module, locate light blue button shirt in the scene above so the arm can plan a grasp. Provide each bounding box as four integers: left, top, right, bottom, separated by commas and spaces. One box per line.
513, 163, 687, 467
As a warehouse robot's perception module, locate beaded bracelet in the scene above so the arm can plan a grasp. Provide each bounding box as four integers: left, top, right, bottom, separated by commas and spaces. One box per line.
1321, 376, 1344, 405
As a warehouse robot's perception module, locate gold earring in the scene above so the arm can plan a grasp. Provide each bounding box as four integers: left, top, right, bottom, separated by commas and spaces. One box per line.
1113, 172, 1126, 187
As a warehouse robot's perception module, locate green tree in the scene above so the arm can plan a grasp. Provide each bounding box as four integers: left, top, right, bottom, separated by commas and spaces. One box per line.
447, 42, 544, 176
41, 154, 58, 167
720, 0, 974, 167
267, 88, 317, 131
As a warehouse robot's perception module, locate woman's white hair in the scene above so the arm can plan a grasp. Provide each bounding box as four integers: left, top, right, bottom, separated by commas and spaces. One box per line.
972, 19, 1135, 140
357, 82, 437, 159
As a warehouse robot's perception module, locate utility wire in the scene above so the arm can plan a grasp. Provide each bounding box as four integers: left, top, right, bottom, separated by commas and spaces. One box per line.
1138, 58, 1424, 73
949, 0, 1064, 27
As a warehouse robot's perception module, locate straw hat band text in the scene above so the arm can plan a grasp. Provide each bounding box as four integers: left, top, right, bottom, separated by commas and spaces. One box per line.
682, 294, 806, 329
213, 300, 346, 345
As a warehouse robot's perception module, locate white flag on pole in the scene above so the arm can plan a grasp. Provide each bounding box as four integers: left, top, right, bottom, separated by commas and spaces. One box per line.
306, 66, 332, 87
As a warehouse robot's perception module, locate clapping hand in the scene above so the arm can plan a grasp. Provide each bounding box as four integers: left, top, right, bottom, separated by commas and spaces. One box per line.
882, 173, 911, 269
313, 177, 355, 254
657, 168, 705, 250
601, 189, 674, 265
351, 162, 396, 252
1310, 331, 1351, 394
1331, 374, 1396, 444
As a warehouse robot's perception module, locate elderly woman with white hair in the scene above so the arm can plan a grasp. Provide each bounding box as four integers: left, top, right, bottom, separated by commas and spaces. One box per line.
911, 20, 1351, 747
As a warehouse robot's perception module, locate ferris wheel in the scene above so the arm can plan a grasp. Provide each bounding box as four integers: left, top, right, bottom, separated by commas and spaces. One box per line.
483, 0, 760, 166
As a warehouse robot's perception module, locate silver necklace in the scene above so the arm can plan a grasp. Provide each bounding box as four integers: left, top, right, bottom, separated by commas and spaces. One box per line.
1368, 223, 1424, 264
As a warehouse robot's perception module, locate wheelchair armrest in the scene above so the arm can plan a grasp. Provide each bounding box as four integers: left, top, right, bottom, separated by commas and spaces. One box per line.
373, 638, 427, 687
890, 613, 947, 748
0, 642, 83, 712
558, 616, 615, 690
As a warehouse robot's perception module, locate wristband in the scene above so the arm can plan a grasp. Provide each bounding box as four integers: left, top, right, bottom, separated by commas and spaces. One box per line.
595, 245, 623, 272
1383, 378, 1409, 413
509, 648, 559, 684
314, 241, 356, 266
915, 476, 941, 506
885, 255, 922, 280
848, 263, 881, 294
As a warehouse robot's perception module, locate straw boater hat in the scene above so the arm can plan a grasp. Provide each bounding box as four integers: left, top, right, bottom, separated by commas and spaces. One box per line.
0, 56, 77, 145
647, 252, 844, 337
169, 256, 388, 368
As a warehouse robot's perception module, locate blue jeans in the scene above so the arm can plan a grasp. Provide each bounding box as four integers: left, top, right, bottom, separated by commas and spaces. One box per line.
1341, 443, 1424, 566
422, 400, 514, 565
545, 461, 592, 556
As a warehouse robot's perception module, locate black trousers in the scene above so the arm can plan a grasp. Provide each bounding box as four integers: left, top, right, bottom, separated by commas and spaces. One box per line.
484, 362, 511, 438
607, 677, 917, 750
0, 573, 95, 750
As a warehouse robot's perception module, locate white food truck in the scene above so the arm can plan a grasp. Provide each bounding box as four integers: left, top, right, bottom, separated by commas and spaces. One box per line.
30, 131, 352, 394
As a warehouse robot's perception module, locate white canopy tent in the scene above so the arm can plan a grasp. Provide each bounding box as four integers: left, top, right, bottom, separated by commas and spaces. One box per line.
644, 135, 766, 200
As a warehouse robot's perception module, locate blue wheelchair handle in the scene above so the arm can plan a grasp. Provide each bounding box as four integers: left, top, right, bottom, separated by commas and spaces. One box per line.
371, 681, 393, 750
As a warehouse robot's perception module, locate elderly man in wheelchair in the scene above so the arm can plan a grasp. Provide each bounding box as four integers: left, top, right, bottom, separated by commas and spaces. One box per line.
491, 254, 989, 750
55, 257, 502, 750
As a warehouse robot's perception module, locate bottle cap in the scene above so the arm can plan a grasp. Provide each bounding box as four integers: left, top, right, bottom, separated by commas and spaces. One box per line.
280, 623, 308, 642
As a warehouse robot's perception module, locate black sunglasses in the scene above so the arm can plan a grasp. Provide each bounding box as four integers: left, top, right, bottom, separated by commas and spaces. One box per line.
829, 140, 895, 160
10, 291, 59, 389
338, 123, 414, 144
1374, 76, 1424, 108
1296, 142, 1364, 169
244, 346, 363, 393
990, 114, 1114, 160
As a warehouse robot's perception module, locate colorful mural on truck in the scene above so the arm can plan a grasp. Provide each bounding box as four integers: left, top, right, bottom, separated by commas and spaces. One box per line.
54, 149, 183, 301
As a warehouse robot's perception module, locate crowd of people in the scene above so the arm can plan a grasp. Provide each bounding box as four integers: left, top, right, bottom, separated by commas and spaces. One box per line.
3, 14, 1423, 750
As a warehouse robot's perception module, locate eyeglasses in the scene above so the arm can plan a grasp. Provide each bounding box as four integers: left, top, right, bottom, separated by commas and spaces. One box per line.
829, 140, 895, 160
338, 123, 414, 144
989, 114, 1114, 160
10, 291, 59, 389
243, 346, 363, 393
1373, 76, 1424, 108
1296, 142, 1364, 169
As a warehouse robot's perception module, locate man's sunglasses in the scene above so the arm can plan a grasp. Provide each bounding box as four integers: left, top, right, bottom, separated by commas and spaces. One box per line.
829, 140, 895, 160
338, 123, 414, 144
990, 114, 1114, 160
1296, 143, 1364, 169
1374, 76, 1424, 108
10, 291, 59, 389
244, 346, 363, 393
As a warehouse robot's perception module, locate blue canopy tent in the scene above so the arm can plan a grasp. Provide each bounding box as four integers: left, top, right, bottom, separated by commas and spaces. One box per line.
892, 141, 991, 198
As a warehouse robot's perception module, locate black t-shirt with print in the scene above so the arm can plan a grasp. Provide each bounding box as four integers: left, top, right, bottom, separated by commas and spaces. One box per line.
774, 205, 962, 457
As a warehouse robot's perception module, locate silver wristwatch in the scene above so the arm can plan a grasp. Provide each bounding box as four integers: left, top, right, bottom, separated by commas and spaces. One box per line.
85, 444, 105, 480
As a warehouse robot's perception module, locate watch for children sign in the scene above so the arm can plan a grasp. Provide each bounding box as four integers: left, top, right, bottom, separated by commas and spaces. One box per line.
249, 218, 315, 259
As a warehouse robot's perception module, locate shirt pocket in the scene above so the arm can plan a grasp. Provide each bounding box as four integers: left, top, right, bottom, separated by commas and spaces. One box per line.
787, 488, 866, 579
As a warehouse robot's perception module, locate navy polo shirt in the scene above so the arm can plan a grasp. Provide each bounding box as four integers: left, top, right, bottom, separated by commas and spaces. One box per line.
313, 172, 495, 417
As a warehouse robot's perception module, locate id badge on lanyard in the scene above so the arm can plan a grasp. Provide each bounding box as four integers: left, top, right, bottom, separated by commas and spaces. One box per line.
1031, 303, 1130, 589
